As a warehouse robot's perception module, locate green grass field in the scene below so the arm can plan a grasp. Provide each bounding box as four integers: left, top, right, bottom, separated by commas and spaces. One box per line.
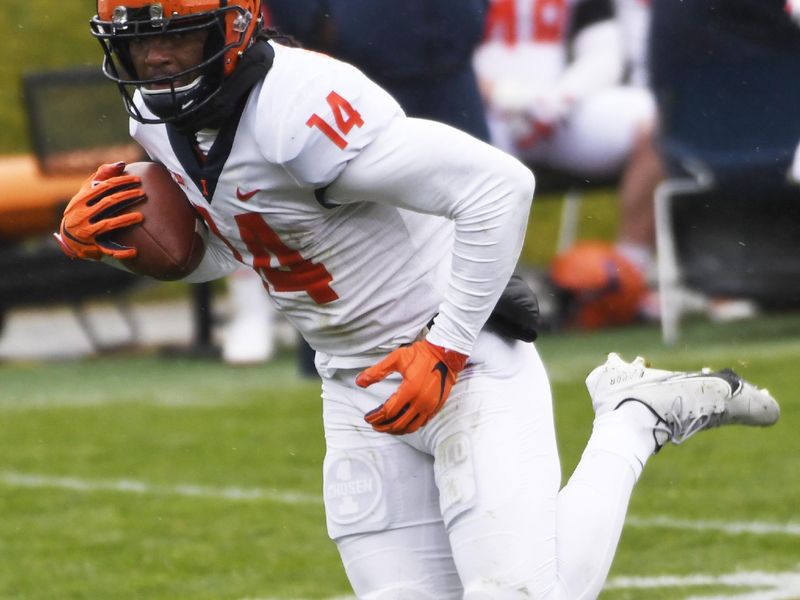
1, 4, 798, 599
1, 314, 798, 599
0, 1, 99, 154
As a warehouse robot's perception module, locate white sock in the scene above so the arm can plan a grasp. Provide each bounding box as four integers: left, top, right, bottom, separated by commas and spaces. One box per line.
615, 242, 654, 281
586, 401, 659, 479
554, 403, 659, 599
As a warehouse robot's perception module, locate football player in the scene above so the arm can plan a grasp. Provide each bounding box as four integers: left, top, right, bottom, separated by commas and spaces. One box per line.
56, 1, 779, 597
475, 0, 662, 285
232, 0, 493, 370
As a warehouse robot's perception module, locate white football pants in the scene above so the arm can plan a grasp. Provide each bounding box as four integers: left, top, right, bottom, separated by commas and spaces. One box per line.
320, 330, 654, 599
488, 86, 656, 176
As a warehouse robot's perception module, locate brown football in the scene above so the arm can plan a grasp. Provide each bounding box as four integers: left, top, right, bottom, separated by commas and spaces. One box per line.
105, 162, 205, 281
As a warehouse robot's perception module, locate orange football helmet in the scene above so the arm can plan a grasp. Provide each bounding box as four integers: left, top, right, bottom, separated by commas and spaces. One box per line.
91, 0, 261, 123
550, 240, 646, 330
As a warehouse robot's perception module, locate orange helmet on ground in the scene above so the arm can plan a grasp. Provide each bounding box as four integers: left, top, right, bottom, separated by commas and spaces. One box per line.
550, 240, 646, 330
91, 0, 261, 124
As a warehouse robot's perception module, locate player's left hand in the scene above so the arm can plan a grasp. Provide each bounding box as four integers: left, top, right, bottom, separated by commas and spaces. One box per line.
356, 339, 468, 435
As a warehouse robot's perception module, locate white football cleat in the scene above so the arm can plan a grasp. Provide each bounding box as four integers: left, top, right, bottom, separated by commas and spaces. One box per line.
586, 353, 780, 451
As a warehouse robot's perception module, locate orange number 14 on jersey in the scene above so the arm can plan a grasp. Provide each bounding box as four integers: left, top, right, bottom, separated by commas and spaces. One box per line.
306, 91, 365, 150
236, 213, 338, 304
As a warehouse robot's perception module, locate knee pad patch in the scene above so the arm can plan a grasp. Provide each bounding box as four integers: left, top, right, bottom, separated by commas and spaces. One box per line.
435, 431, 477, 526
324, 452, 387, 538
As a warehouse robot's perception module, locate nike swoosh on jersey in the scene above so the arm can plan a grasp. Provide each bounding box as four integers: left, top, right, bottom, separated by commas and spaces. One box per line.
236, 187, 260, 201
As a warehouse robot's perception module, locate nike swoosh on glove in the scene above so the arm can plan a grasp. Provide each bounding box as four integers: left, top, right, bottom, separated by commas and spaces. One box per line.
55, 162, 145, 260
356, 339, 468, 435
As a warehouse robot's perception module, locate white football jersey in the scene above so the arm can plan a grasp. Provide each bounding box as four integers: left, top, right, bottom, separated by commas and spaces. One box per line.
474, 0, 650, 173
474, 0, 576, 90
613, 0, 652, 86
131, 42, 517, 368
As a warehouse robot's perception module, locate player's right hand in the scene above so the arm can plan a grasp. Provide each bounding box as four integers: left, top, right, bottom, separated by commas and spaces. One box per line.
514, 91, 574, 150
356, 339, 468, 435
55, 162, 146, 260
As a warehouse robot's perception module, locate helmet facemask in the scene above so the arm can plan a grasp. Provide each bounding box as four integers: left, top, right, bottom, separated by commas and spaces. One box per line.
91, 2, 258, 124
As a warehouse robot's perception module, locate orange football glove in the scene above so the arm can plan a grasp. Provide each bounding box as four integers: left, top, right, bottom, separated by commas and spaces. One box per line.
356, 339, 468, 435
54, 162, 146, 260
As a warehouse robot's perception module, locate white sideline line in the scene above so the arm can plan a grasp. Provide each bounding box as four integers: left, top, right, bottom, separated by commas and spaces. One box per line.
2, 470, 799, 539
626, 515, 800, 537
244, 597, 356, 600
0, 471, 321, 506
1, 471, 799, 599
605, 571, 800, 600
245, 571, 800, 600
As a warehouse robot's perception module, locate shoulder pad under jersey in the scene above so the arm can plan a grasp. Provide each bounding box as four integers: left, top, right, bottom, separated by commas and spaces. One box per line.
253, 43, 405, 188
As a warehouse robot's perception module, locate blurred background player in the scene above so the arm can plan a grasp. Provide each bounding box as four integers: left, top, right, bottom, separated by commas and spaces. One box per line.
475, 0, 662, 311
228, 0, 492, 372
612, 0, 651, 86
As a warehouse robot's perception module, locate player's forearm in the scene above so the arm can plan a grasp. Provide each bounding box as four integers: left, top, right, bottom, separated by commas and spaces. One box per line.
555, 20, 624, 102
180, 236, 239, 283
426, 160, 534, 355
91, 242, 227, 284
328, 117, 535, 355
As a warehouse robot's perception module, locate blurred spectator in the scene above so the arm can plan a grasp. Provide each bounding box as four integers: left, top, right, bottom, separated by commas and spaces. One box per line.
474, 0, 662, 295
226, 0, 492, 373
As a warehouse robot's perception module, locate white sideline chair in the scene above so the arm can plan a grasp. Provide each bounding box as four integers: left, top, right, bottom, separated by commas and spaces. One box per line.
654, 175, 712, 345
